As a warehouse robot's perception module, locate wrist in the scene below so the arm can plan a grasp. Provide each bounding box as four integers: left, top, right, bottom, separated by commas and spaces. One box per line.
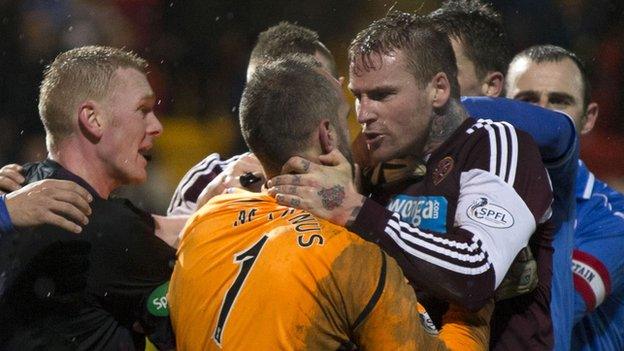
340, 193, 365, 227
0, 194, 15, 232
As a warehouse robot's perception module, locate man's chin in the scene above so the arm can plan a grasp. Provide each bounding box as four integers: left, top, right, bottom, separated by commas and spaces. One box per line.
369, 149, 395, 166
124, 171, 148, 185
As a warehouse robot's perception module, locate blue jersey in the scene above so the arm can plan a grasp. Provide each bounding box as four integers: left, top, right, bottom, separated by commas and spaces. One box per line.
462, 97, 579, 351
572, 160, 624, 350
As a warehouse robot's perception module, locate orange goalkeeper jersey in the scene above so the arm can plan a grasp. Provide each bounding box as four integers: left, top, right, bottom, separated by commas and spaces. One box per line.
168, 190, 491, 350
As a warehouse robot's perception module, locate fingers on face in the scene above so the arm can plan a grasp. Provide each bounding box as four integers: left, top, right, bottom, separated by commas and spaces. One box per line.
318, 149, 347, 166
281, 156, 315, 175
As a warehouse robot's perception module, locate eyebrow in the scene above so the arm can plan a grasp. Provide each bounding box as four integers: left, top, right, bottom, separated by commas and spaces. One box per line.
349, 84, 396, 95
512, 90, 540, 101
139, 94, 156, 103
547, 92, 576, 104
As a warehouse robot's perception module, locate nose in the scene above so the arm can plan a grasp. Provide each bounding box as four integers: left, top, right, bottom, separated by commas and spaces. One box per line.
356, 97, 377, 125
147, 112, 163, 137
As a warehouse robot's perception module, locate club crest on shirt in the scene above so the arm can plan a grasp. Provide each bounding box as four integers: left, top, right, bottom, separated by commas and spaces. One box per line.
387, 195, 447, 233
466, 197, 514, 228
432, 156, 454, 185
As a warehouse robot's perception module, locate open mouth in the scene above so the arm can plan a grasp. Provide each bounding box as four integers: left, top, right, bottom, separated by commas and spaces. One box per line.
363, 132, 384, 150
138, 149, 152, 162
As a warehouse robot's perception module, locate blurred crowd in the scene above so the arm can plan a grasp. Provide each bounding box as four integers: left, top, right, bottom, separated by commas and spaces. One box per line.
0, 0, 622, 213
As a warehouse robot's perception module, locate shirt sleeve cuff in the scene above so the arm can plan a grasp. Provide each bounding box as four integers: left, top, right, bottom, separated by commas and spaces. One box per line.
0, 194, 15, 233
347, 198, 393, 242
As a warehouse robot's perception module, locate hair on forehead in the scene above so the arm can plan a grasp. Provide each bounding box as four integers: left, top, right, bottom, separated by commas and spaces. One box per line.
513, 44, 591, 108
240, 54, 341, 175
348, 11, 460, 98
429, 0, 511, 80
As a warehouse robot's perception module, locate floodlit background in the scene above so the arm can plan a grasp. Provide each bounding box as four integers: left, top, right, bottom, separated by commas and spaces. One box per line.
0, 0, 622, 213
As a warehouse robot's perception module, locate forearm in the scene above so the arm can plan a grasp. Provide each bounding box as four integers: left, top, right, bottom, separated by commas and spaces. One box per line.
152, 215, 189, 248
348, 198, 496, 310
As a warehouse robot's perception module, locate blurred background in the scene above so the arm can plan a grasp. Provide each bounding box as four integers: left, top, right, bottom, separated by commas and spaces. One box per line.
0, 0, 622, 214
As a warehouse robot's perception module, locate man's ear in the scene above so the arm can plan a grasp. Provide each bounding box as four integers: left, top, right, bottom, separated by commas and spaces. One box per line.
481, 71, 505, 97
580, 102, 599, 135
318, 119, 335, 154
431, 72, 451, 108
78, 100, 104, 142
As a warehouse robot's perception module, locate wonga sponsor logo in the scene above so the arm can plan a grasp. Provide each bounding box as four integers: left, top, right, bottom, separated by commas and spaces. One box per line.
387, 195, 448, 233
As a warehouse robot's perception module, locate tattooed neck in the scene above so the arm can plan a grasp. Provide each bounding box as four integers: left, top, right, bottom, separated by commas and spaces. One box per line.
423, 99, 468, 156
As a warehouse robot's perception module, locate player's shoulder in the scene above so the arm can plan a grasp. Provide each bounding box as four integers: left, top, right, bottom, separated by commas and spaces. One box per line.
460, 117, 541, 170
463, 117, 532, 143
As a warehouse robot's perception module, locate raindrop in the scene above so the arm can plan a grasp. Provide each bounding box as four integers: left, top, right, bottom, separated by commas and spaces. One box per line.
157, 99, 162, 106
231, 106, 237, 112
33, 277, 55, 299
169, 2, 174, 8
215, 16, 220, 22
19, 130, 24, 136
68, 26, 74, 32
104, 291, 108, 296
160, 59, 165, 64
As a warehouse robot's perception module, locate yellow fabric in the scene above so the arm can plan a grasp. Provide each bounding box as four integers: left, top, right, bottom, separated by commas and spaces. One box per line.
168, 190, 491, 350
145, 339, 157, 351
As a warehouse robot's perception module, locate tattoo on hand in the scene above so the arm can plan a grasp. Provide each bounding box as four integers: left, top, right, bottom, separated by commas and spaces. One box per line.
301, 160, 310, 172
317, 185, 345, 211
290, 198, 301, 207
292, 175, 302, 185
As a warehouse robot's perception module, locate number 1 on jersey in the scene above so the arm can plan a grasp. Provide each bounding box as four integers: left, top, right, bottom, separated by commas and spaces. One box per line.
213, 235, 269, 346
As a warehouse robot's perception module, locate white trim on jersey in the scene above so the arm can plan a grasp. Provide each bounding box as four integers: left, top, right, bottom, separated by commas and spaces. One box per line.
583, 172, 596, 200
167, 153, 244, 216
468, 119, 519, 187
501, 121, 519, 186
384, 214, 491, 276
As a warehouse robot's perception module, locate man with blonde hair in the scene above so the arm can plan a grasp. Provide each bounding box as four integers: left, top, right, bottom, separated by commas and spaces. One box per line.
1, 46, 180, 350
